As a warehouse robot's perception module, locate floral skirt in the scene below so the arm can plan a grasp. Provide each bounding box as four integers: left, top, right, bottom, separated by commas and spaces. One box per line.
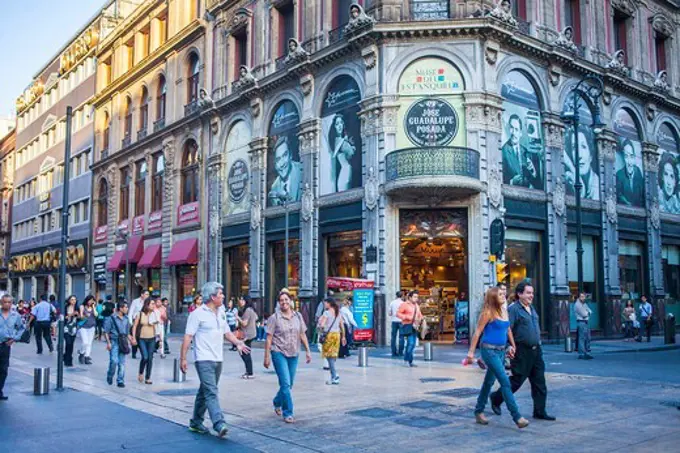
321, 331, 341, 359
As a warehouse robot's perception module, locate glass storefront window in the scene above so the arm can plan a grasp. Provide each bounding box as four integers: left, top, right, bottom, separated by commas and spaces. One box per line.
177, 265, 198, 313
505, 229, 545, 329
326, 231, 362, 280
619, 240, 644, 301
270, 239, 300, 309
662, 245, 680, 300
568, 235, 601, 329
226, 244, 250, 301
149, 268, 161, 298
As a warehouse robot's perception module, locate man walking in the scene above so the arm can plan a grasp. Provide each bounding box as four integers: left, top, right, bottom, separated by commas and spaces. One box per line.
637, 295, 653, 343
161, 298, 171, 355
0, 294, 26, 400
104, 302, 133, 387
389, 291, 405, 357
128, 290, 149, 358
490, 281, 555, 421
31, 295, 55, 354
574, 293, 593, 360
180, 282, 249, 438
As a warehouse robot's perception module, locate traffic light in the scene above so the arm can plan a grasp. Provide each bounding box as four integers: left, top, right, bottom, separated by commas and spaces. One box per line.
496, 262, 509, 284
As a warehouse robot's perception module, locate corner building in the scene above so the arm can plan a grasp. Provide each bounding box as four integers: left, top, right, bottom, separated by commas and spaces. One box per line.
204, 0, 680, 343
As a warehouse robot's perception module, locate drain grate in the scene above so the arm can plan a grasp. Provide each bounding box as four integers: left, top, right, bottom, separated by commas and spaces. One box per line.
394, 416, 450, 429
347, 407, 401, 419
157, 388, 198, 396
427, 388, 479, 398
401, 400, 449, 410
420, 377, 455, 383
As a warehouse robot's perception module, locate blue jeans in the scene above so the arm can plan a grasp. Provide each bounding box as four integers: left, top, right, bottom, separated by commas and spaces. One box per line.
192, 361, 224, 428
404, 332, 417, 364
475, 348, 522, 422
271, 351, 298, 418
137, 338, 155, 380
577, 321, 591, 355
107, 340, 126, 385
391, 322, 405, 356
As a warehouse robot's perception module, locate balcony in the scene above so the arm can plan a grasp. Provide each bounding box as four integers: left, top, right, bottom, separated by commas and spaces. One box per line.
516, 18, 531, 36
137, 128, 148, 141
153, 118, 165, 133
121, 134, 131, 148
184, 100, 199, 116
275, 55, 287, 71
328, 25, 345, 45
385, 147, 482, 200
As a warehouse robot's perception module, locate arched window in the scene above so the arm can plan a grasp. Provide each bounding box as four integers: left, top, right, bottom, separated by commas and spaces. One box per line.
102, 112, 110, 151
123, 96, 132, 139
152, 152, 165, 211
187, 53, 200, 104
97, 180, 108, 227
139, 86, 149, 131
181, 140, 199, 204
156, 75, 166, 121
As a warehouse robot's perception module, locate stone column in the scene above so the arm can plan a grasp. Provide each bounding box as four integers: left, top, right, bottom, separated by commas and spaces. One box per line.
248, 137, 267, 316
106, 164, 118, 294
597, 130, 622, 336
161, 138, 176, 308
207, 153, 222, 282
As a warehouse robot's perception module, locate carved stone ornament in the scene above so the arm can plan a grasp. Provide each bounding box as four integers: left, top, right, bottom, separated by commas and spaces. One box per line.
651, 14, 674, 39
646, 103, 656, 122
487, 166, 502, 208
250, 97, 262, 118
653, 70, 670, 93
362, 45, 377, 70
599, 137, 617, 163
485, 42, 499, 65
643, 144, 660, 173
554, 26, 578, 53
364, 167, 379, 211
606, 189, 618, 224
549, 65, 561, 87
486, 0, 518, 27
611, 0, 636, 18
227, 10, 250, 35
648, 199, 660, 230
232, 65, 257, 91
209, 209, 220, 237
552, 178, 566, 217
198, 88, 215, 109
250, 198, 262, 230
300, 73, 314, 97
344, 3, 375, 35
284, 38, 309, 66
300, 183, 314, 222
606, 50, 629, 77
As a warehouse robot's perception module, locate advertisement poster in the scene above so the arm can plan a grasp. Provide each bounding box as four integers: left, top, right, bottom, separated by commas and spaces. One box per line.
225, 120, 252, 215
501, 70, 545, 190
657, 122, 680, 214
396, 57, 466, 149
455, 300, 469, 344
320, 75, 362, 195
267, 100, 301, 206
613, 109, 645, 207
326, 277, 375, 343
562, 97, 599, 200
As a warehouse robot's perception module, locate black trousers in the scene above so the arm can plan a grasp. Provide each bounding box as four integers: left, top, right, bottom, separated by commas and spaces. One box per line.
64, 334, 76, 366
339, 328, 352, 358
638, 319, 653, 342
0, 343, 10, 397
240, 339, 254, 375
34, 321, 53, 354
490, 344, 548, 416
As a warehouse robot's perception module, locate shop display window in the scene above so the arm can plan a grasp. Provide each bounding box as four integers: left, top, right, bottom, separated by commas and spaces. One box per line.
662, 245, 680, 300
505, 229, 545, 329
567, 235, 601, 330
177, 265, 198, 313
226, 244, 250, 301
326, 231, 362, 280
619, 240, 644, 302
270, 239, 300, 308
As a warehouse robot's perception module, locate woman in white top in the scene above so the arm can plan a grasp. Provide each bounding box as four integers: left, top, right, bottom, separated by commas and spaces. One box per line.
317, 297, 346, 385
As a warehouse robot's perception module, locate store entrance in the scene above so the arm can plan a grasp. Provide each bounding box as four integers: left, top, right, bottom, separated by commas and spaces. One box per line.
399, 209, 468, 343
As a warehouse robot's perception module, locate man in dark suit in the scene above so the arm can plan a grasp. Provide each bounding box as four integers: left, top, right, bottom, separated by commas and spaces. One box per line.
502, 114, 543, 189
615, 138, 644, 207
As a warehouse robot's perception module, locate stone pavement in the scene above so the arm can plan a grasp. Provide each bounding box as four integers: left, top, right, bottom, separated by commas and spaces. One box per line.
4, 336, 680, 452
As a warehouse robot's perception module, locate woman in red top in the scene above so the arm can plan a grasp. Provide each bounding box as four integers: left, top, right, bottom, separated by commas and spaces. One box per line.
397, 290, 423, 367
188, 294, 202, 313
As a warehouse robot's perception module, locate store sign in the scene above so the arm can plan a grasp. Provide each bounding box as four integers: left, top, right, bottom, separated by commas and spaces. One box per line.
228, 159, 249, 203
398, 58, 464, 96
352, 289, 375, 342
132, 215, 145, 236
39, 192, 51, 212
93, 255, 107, 284
117, 219, 130, 234
177, 202, 200, 226
94, 225, 108, 244
148, 210, 162, 232
9, 239, 88, 275
405, 98, 458, 147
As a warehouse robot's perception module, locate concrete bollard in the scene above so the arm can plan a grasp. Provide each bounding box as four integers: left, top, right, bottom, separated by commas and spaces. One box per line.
34, 367, 50, 395
358, 346, 369, 368
423, 342, 434, 361
173, 358, 186, 382
564, 336, 573, 352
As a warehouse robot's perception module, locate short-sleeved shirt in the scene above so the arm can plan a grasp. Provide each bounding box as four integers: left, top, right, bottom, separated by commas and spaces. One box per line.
321, 310, 342, 333
267, 311, 307, 357
185, 304, 231, 362
508, 302, 541, 347
240, 307, 258, 340
104, 315, 130, 340
31, 301, 55, 322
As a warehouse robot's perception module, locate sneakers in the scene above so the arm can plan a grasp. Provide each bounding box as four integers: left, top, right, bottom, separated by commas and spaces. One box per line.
188, 423, 210, 435
409, 363, 418, 368
117, 383, 125, 388
106, 375, 113, 385
490, 397, 502, 416
214, 422, 229, 438
326, 376, 340, 385
475, 413, 489, 425
515, 417, 530, 429
78, 353, 84, 364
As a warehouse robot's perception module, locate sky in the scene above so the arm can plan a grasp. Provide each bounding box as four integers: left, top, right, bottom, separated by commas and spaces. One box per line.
0, 0, 106, 119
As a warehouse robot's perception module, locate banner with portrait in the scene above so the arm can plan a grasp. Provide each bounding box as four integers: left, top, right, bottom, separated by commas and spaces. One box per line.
500, 70, 545, 190
657, 122, 680, 214
613, 109, 645, 207
562, 97, 599, 200
267, 100, 301, 207
320, 75, 362, 195
225, 120, 252, 215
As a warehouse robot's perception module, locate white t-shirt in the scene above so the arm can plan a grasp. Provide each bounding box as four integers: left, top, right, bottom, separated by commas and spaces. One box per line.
185, 304, 231, 362
128, 297, 144, 323
389, 298, 404, 323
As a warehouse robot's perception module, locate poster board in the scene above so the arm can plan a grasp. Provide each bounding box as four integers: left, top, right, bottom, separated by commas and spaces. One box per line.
326, 277, 375, 342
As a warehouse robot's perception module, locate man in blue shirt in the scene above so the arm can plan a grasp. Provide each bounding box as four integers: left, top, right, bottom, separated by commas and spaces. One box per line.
31, 295, 55, 354
1, 294, 26, 400
637, 295, 653, 343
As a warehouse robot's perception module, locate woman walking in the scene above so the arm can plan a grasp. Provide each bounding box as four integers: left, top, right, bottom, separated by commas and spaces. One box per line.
226, 299, 239, 351
466, 287, 529, 429
397, 290, 423, 367
317, 297, 345, 385
64, 296, 78, 367
622, 300, 636, 341
188, 294, 203, 313
131, 299, 159, 384
77, 295, 97, 365
237, 296, 258, 379
264, 289, 312, 424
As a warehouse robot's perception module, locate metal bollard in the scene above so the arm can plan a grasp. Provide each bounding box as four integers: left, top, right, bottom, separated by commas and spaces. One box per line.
173, 358, 186, 382
34, 367, 50, 395
357, 346, 369, 368
423, 342, 434, 361
564, 336, 573, 352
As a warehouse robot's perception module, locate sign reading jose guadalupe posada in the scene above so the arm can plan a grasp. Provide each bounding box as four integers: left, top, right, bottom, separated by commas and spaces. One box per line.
9, 239, 88, 276
405, 98, 458, 147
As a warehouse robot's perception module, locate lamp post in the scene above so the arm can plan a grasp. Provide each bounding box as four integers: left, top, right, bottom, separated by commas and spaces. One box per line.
278, 194, 290, 289
116, 228, 130, 302
562, 75, 605, 295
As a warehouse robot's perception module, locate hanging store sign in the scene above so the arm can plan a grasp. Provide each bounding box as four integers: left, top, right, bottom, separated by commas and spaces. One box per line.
404, 98, 458, 147
148, 210, 162, 232
177, 201, 200, 227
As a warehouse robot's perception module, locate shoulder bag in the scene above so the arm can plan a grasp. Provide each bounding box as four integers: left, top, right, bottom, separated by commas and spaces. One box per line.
111, 318, 131, 355
318, 314, 339, 345
400, 304, 418, 336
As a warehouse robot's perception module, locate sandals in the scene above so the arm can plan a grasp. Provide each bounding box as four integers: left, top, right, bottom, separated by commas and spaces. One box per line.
274, 407, 282, 416
138, 375, 144, 383
284, 416, 295, 424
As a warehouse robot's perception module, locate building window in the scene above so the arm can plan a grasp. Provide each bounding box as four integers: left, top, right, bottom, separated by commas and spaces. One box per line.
276, 2, 295, 58
269, 239, 300, 310
125, 38, 134, 71
568, 234, 601, 329
655, 34, 667, 72
119, 167, 130, 221
663, 246, 680, 301
613, 9, 628, 62
326, 231, 363, 280
187, 53, 200, 104
156, 75, 166, 121
140, 25, 150, 60
135, 160, 147, 216
233, 30, 248, 78
152, 153, 164, 211
98, 180, 108, 227
123, 97, 132, 139
181, 141, 199, 204
158, 14, 168, 46
139, 86, 149, 131
564, 0, 581, 45
505, 229, 546, 330
410, 0, 449, 21
619, 240, 644, 301
513, 0, 527, 21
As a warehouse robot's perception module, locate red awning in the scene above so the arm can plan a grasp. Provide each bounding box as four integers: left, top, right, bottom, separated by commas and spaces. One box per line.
138, 244, 162, 269
126, 235, 145, 263
106, 250, 125, 271
166, 238, 198, 266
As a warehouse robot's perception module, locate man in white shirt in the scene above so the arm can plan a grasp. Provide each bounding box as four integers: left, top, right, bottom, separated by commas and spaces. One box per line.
339, 298, 357, 358
180, 281, 249, 438
574, 292, 593, 360
389, 291, 405, 357
128, 290, 149, 359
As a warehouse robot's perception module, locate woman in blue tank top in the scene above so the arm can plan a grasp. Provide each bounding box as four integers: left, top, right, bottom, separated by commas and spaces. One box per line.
466, 287, 529, 428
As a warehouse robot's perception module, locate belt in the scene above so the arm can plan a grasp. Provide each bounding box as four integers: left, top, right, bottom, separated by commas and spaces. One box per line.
481, 343, 506, 350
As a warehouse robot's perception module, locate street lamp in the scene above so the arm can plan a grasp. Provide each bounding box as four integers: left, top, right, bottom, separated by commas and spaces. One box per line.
561, 75, 605, 295
116, 228, 130, 302
277, 194, 290, 289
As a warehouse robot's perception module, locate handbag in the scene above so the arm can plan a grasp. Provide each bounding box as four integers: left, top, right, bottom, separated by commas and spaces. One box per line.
111, 317, 131, 355
18, 328, 31, 344
236, 329, 246, 340
318, 315, 339, 345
